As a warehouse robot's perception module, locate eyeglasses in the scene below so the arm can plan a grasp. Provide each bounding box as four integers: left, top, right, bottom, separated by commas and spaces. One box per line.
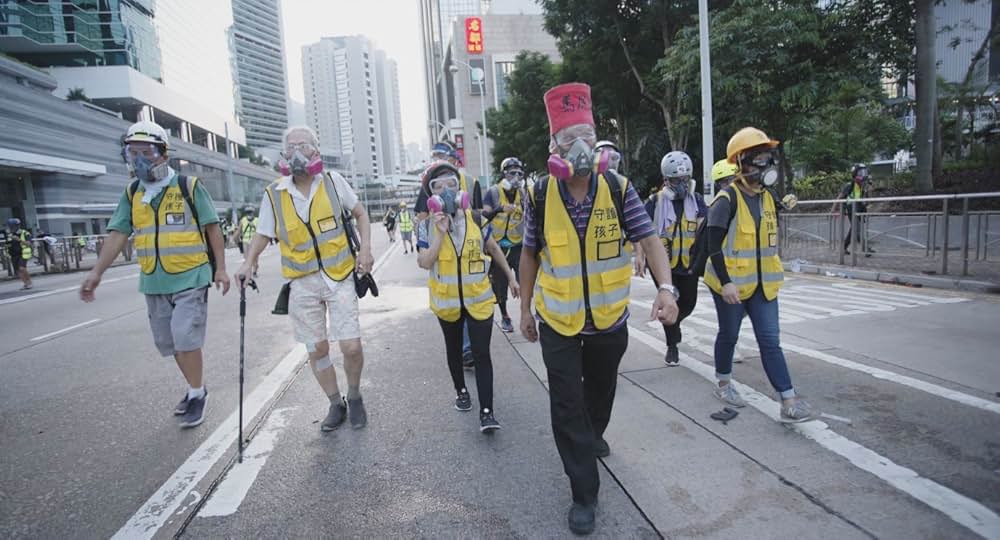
504, 170, 524, 178
125, 143, 161, 160
429, 174, 459, 192
283, 142, 317, 156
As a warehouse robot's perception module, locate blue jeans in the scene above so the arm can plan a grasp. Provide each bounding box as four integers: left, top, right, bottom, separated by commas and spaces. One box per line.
462, 321, 471, 355
712, 288, 795, 398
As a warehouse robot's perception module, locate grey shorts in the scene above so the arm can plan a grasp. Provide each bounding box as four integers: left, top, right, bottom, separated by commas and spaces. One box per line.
145, 287, 209, 357
401, 230, 412, 241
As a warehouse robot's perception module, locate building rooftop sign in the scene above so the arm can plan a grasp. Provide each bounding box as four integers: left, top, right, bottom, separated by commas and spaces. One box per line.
465, 17, 483, 54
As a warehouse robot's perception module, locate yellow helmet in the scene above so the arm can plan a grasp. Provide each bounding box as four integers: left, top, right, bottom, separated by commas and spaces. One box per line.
726, 127, 779, 164
399, 201, 406, 207
711, 159, 739, 182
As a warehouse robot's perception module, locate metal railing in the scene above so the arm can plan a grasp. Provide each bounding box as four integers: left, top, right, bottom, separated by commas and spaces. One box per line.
781, 191, 1000, 280
2, 235, 136, 277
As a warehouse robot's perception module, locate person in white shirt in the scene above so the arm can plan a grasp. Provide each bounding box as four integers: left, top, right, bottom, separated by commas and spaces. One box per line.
236, 125, 374, 431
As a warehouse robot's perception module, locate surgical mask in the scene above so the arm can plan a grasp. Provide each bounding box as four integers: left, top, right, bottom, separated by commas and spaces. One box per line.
129, 154, 169, 183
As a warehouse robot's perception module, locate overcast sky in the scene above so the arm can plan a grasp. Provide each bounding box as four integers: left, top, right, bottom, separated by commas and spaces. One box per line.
280, 0, 428, 148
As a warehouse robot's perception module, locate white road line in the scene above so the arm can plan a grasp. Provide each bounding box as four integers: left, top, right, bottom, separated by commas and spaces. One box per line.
198, 407, 297, 518
0, 274, 137, 306
111, 345, 306, 540
635, 300, 1000, 416
29, 318, 101, 341
831, 282, 969, 304
626, 325, 1000, 539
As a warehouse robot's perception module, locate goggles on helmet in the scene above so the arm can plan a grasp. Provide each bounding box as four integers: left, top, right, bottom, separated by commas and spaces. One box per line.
125, 143, 162, 161
428, 174, 460, 193
504, 169, 524, 178
431, 150, 451, 161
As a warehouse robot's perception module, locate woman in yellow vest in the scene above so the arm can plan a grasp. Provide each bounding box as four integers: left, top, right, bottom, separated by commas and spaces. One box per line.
635, 151, 708, 365
417, 161, 519, 433
482, 156, 527, 333
703, 127, 814, 423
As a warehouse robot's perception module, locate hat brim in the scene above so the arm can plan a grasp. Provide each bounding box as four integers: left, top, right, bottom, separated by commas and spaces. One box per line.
728, 140, 779, 163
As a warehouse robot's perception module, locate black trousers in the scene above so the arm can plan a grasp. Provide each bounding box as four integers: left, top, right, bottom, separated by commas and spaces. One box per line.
489, 244, 521, 311
438, 311, 494, 412
539, 322, 628, 505
843, 215, 865, 251
650, 270, 699, 346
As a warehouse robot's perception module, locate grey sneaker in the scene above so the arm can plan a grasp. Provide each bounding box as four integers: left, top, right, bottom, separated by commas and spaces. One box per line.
455, 391, 472, 411
321, 399, 348, 431
500, 317, 514, 333
665, 345, 679, 365
714, 383, 747, 408
178, 390, 208, 428
173, 393, 189, 415
779, 399, 816, 423
479, 409, 501, 433
348, 397, 367, 429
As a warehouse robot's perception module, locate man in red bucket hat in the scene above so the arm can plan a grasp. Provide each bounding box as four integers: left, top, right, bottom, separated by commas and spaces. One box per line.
519, 82, 679, 535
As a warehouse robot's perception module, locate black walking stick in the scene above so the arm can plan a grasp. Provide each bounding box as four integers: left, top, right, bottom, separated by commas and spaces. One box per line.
238, 275, 258, 463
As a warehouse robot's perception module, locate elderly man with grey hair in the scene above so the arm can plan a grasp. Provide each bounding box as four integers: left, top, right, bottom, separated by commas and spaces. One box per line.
236, 125, 374, 431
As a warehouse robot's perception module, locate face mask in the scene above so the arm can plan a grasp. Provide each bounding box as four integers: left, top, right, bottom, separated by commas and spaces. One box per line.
741, 152, 780, 187
279, 150, 323, 176
130, 154, 169, 183
665, 178, 689, 200
427, 188, 470, 216
547, 139, 594, 179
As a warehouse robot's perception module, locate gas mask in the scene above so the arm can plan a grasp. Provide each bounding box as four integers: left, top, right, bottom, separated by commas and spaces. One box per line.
500, 170, 524, 191
741, 150, 780, 187
129, 154, 169, 183
279, 149, 323, 177
663, 177, 691, 200
548, 138, 594, 179
428, 188, 470, 216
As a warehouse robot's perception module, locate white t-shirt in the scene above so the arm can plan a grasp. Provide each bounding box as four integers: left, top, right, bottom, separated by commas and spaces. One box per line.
257, 172, 359, 238
257, 172, 361, 293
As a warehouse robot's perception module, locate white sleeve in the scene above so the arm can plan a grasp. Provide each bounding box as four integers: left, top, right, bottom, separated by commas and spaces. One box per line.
329, 171, 360, 212
256, 192, 277, 238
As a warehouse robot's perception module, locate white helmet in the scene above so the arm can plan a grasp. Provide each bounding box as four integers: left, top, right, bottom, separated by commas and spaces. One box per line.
123, 120, 170, 151
660, 151, 693, 179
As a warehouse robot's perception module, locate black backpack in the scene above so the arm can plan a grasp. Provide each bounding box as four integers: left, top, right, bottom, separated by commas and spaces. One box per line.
687, 187, 739, 277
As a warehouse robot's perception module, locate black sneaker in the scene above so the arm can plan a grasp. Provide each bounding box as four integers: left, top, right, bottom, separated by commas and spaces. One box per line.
455, 391, 472, 411
595, 438, 610, 458
178, 390, 208, 428
174, 393, 189, 415
321, 399, 348, 431
568, 502, 596, 535
348, 397, 367, 429
462, 350, 475, 370
665, 345, 680, 365
479, 409, 501, 432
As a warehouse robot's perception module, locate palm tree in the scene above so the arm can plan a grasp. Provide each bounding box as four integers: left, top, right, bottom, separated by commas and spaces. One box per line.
66, 88, 91, 103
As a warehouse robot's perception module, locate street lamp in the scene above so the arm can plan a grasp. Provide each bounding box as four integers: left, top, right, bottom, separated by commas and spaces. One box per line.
449, 60, 489, 184
428, 120, 450, 143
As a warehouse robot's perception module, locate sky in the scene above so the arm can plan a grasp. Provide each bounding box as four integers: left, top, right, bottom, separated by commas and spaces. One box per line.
280, 0, 428, 149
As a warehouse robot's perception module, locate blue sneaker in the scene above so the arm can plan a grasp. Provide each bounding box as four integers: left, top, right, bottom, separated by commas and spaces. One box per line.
178, 389, 208, 428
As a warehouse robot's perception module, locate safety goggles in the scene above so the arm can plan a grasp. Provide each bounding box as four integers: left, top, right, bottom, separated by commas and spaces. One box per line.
428, 174, 460, 193
125, 143, 161, 160
282, 142, 317, 158
430, 150, 451, 161
553, 125, 597, 150
667, 175, 691, 185
746, 149, 778, 168
504, 169, 524, 178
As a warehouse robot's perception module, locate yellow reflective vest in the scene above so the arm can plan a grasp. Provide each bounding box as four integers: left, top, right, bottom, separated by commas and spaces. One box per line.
398, 209, 413, 232
703, 186, 784, 300
131, 177, 209, 275
18, 230, 33, 260
428, 209, 494, 322
652, 192, 698, 270
240, 216, 258, 243
266, 175, 355, 281
490, 187, 524, 246
533, 174, 633, 337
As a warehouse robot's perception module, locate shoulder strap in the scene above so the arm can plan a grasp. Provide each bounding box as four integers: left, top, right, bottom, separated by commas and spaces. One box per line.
177, 176, 199, 223
531, 177, 549, 240
126, 179, 141, 202
604, 170, 629, 238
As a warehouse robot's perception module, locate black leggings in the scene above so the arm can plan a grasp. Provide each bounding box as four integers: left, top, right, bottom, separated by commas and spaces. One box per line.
490, 244, 521, 316
439, 311, 494, 412
650, 271, 700, 346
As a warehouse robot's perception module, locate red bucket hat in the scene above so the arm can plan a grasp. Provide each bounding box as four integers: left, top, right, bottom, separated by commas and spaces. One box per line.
543, 83, 594, 135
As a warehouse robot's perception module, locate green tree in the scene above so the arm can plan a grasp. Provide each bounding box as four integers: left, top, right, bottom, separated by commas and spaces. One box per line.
485, 52, 561, 176
66, 87, 91, 103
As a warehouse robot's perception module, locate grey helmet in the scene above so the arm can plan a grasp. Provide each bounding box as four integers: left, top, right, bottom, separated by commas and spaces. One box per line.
660, 151, 693, 179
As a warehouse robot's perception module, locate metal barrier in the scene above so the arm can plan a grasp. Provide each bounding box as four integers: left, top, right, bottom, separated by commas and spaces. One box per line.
781, 192, 1000, 281
2, 234, 136, 277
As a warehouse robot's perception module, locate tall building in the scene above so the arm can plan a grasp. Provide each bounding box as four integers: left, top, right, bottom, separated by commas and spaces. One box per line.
303, 35, 402, 181
230, 0, 290, 152
419, 1, 557, 184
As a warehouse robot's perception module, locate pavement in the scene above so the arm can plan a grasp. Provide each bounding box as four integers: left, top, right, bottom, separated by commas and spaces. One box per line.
2, 226, 999, 539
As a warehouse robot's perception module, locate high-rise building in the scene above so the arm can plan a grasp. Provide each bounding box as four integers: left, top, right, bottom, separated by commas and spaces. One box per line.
230, 0, 290, 152
303, 35, 401, 181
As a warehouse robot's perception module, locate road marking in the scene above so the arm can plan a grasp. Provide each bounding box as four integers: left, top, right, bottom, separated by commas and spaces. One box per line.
29, 318, 101, 341
831, 282, 969, 304
0, 274, 137, 306
627, 325, 1000, 539
198, 407, 297, 517
111, 345, 307, 540
635, 299, 1000, 416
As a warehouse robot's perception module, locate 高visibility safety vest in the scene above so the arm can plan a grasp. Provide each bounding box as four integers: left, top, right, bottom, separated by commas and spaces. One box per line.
652, 192, 699, 270
131, 177, 209, 275
490, 188, 524, 246
533, 174, 633, 337
240, 216, 258, 243
399, 210, 413, 232
703, 187, 784, 301
428, 209, 494, 322
265, 175, 355, 281
18, 230, 32, 260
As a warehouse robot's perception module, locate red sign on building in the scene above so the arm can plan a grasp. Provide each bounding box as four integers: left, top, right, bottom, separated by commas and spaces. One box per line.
465, 17, 483, 54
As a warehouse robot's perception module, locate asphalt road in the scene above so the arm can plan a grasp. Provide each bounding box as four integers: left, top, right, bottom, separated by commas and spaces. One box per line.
2, 227, 999, 539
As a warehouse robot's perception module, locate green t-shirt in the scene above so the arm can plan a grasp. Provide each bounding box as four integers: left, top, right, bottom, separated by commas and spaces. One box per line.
107, 174, 219, 295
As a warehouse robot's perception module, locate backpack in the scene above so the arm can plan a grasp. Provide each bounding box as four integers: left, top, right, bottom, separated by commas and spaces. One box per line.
687, 187, 739, 277
530, 171, 629, 248
127, 175, 217, 276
